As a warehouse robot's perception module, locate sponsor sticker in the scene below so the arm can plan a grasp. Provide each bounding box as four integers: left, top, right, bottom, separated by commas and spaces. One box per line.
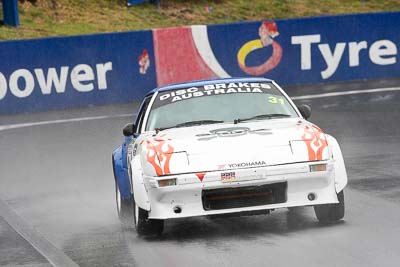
152, 82, 281, 108
228, 161, 267, 169
196, 127, 272, 141
221, 171, 236, 183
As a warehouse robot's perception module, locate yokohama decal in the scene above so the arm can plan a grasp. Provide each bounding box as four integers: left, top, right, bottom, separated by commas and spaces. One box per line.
237, 21, 282, 76
300, 125, 328, 161
146, 136, 174, 176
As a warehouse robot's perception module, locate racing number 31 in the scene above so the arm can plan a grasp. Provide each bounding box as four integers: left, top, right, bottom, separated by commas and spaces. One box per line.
268, 96, 284, 104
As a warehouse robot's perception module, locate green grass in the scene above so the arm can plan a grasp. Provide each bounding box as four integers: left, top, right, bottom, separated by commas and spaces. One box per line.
0, 0, 399, 40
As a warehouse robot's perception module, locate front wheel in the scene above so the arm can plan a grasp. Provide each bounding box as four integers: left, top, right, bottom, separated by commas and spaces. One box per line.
314, 190, 345, 223
133, 197, 164, 236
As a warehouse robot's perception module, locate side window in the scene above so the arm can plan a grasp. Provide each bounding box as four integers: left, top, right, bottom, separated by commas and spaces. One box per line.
134, 95, 152, 133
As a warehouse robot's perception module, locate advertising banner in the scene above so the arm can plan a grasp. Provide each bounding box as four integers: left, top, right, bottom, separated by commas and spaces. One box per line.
0, 12, 399, 114
153, 12, 400, 86
0, 31, 156, 114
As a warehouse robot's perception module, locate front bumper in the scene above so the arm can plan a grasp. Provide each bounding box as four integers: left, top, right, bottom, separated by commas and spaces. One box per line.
145, 161, 338, 219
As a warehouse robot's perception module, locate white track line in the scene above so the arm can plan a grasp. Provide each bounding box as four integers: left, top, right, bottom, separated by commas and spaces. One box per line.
0, 198, 79, 267
0, 113, 133, 132
291, 86, 400, 100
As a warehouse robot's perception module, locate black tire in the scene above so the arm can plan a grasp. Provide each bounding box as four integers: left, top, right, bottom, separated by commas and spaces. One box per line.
115, 180, 134, 228
314, 190, 345, 223
112, 155, 134, 228
133, 197, 164, 236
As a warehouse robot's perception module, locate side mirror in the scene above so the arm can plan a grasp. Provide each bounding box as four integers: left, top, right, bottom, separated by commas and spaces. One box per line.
123, 123, 134, 136
298, 104, 311, 120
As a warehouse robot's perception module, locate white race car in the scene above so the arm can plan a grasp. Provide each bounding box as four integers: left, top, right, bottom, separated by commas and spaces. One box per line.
112, 77, 347, 235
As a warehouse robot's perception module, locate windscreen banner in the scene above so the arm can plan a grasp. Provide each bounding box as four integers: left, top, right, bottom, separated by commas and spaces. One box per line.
0, 12, 399, 114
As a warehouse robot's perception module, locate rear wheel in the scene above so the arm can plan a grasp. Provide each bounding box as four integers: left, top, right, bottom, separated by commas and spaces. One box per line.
133, 197, 164, 236
314, 190, 345, 223
115, 180, 134, 228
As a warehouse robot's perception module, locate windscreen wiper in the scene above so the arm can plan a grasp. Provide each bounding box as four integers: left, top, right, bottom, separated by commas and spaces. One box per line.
156, 120, 224, 132
234, 113, 291, 124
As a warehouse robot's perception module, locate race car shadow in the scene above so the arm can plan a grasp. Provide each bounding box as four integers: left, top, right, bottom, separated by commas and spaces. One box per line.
144, 207, 346, 242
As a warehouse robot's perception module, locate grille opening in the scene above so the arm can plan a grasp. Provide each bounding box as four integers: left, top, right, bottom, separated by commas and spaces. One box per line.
202, 182, 287, 210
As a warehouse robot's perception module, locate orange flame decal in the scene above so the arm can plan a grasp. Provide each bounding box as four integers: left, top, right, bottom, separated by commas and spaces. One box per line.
146, 137, 174, 176
301, 125, 328, 161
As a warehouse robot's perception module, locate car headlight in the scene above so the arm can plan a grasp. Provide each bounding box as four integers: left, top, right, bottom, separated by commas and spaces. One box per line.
158, 178, 177, 187
144, 177, 177, 188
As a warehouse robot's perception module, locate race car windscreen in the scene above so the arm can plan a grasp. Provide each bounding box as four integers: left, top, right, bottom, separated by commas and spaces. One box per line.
145, 82, 298, 131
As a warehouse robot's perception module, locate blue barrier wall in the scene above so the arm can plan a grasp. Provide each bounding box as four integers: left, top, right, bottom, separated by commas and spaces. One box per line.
0, 31, 156, 114
0, 12, 399, 115
206, 12, 400, 85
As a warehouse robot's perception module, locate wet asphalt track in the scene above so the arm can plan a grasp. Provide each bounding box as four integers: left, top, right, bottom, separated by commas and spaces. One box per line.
1, 79, 400, 267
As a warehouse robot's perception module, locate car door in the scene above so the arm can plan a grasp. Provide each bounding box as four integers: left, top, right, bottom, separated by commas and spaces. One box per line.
122, 94, 153, 169
113, 95, 153, 199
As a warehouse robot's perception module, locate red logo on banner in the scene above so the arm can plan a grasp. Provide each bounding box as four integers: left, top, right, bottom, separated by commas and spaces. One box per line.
238, 21, 282, 76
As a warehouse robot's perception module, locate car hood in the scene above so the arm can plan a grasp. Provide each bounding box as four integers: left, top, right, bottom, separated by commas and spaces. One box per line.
142, 118, 331, 176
